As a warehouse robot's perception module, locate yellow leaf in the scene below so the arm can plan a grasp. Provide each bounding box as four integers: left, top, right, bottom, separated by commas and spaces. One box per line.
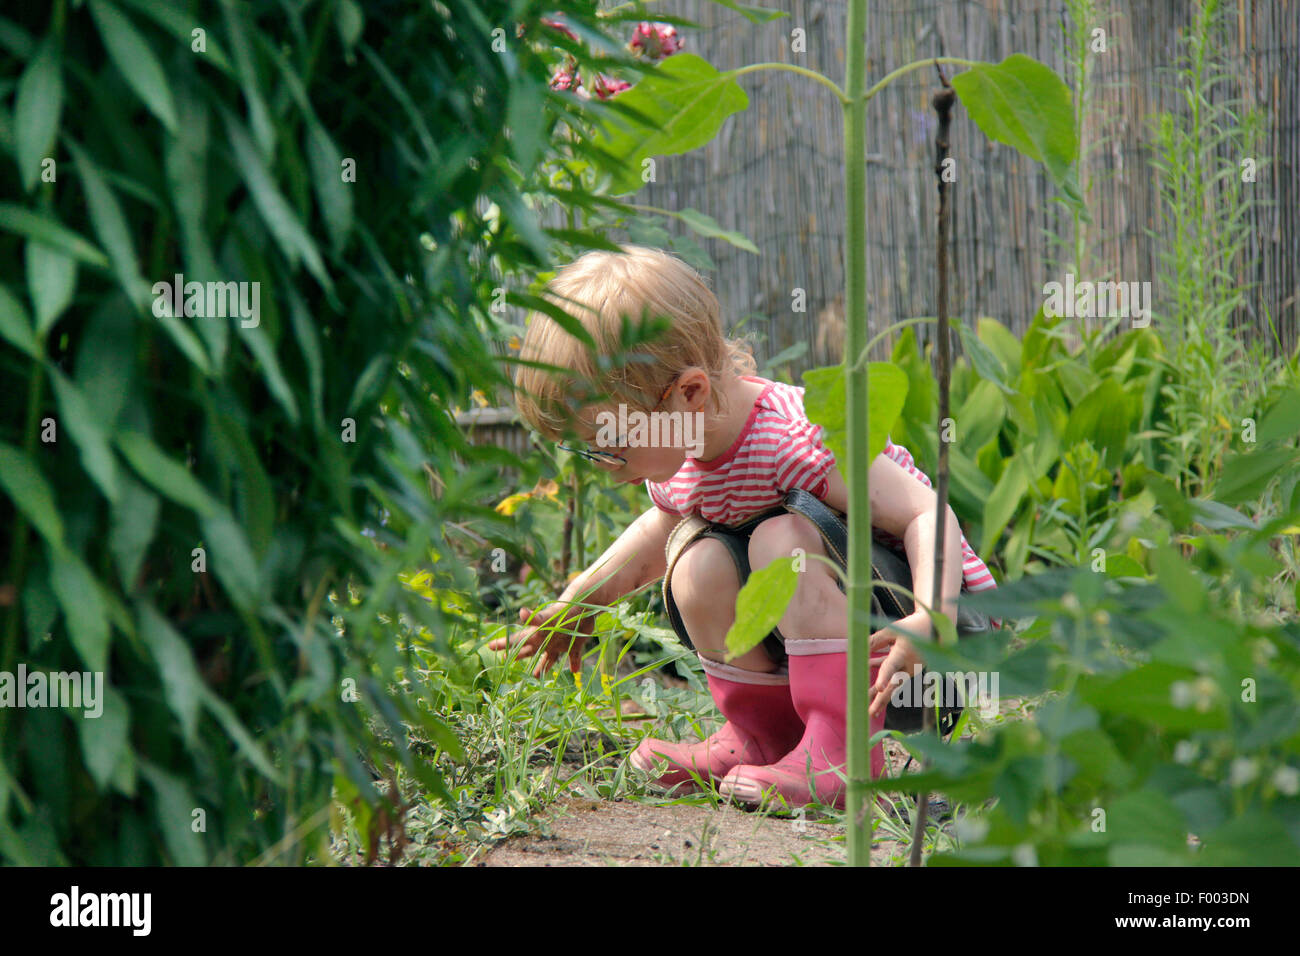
495, 492, 531, 516
471, 389, 489, 408
531, 477, 560, 501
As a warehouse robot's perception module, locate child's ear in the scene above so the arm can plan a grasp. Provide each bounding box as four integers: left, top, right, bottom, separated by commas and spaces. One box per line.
677, 368, 710, 409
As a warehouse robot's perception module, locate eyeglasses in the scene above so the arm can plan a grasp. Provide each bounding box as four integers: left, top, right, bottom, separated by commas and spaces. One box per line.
558, 376, 677, 466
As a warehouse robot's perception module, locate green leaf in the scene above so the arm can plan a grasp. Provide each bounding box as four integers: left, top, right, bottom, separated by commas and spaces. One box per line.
0, 204, 109, 269
110, 471, 158, 591
1213, 446, 1297, 506
87, 0, 179, 133
593, 53, 749, 196
0, 441, 64, 544
1198, 811, 1300, 866
199, 687, 283, 784
956, 320, 1012, 394
138, 761, 208, 866
138, 603, 203, 746
674, 208, 759, 254
1063, 377, 1131, 470
951, 55, 1080, 206
222, 110, 331, 291
337, 0, 364, 54
0, 282, 39, 357
802, 362, 908, 477
981, 453, 1029, 557
13, 38, 62, 192
241, 325, 299, 425
1077, 662, 1227, 731
115, 430, 221, 517
25, 241, 77, 336
506, 73, 545, 172
77, 684, 130, 790
706, 0, 790, 23
1104, 789, 1189, 852
199, 510, 262, 613
48, 546, 109, 672
48, 369, 120, 503
65, 140, 146, 309
116, 0, 234, 75
724, 557, 799, 659
305, 119, 353, 255
1256, 386, 1300, 445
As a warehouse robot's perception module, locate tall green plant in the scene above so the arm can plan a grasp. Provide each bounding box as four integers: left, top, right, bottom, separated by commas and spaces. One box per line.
0, 0, 627, 865
589, 3, 1079, 864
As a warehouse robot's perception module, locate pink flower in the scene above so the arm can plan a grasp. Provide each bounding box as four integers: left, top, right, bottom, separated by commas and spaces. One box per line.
591, 74, 632, 99
629, 22, 682, 60
550, 63, 580, 92
541, 15, 578, 42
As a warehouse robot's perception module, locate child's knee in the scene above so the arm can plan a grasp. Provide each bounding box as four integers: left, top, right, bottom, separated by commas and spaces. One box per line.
671, 537, 739, 612
747, 513, 824, 571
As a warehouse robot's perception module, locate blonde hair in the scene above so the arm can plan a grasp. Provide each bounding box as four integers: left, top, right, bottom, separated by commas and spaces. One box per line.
513, 245, 756, 439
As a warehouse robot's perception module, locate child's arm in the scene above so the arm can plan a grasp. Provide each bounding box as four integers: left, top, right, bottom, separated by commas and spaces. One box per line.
487, 505, 680, 677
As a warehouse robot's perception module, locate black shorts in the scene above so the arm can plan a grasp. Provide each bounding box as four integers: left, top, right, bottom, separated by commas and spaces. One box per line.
661, 488, 989, 733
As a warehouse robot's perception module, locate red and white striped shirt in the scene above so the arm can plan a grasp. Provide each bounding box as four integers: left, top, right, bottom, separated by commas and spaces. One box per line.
647, 377, 998, 597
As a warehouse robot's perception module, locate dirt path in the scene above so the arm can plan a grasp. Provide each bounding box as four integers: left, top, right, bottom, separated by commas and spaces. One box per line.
477, 739, 925, 867
477, 795, 908, 866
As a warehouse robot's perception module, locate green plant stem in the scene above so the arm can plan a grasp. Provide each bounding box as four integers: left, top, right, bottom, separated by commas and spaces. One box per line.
843, 0, 871, 869
733, 62, 849, 105
862, 58, 979, 105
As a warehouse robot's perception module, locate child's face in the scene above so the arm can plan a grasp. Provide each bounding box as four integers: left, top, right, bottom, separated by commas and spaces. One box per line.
569, 409, 693, 484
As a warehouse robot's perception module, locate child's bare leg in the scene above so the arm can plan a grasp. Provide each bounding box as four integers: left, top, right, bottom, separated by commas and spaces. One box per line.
748, 514, 847, 642
671, 538, 780, 673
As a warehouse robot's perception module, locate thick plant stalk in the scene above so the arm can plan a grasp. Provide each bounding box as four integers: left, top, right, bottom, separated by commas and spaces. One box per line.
843, 0, 872, 868
909, 73, 957, 868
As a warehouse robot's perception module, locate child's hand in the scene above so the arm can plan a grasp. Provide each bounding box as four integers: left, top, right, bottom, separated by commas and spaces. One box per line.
487, 602, 594, 678
867, 612, 930, 719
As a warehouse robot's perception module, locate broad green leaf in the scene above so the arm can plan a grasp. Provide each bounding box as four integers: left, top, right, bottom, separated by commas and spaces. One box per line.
1077, 662, 1227, 731
802, 362, 908, 477
951, 55, 1081, 206
88, 0, 179, 133
199, 510, 262, 613
707, 0, 789, 23
1212, 446, 1297, 505
725, 558, 799, 659
594, 53, 749, 196
1198, 811, 1300, 866
337, 0, 364, 54
955, 378, 1006, 453
49, 370, 120, 503
1256, 385, 1300, 445
77, 684, 129, 790
25, 241, 76, 336
0, 204, 109, 268
13, 38, 62, 192
48, 546, 109, 672
0, 441, 64, 544
1188, 497, 1256, 531
0, 282, 39, 357
675, 208, 759, 254
223, 111, 331, 291
1103, 789, 1189, 852
115, 430, 221, 517
138, 603, 203, 746
138, 761, 208, 866
981, 453, 1029, 556
1063, 377, 1131, 470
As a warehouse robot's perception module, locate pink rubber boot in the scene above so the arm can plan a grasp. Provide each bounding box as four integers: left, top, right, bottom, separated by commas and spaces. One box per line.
718, 640, 884, 810
630, 657, 804, 794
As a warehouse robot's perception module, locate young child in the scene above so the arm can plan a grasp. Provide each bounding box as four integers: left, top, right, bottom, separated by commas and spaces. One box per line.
490, 246, 997, 809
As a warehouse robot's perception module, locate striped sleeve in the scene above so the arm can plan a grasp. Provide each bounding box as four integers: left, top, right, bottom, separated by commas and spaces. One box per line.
773, 418, 836, 497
